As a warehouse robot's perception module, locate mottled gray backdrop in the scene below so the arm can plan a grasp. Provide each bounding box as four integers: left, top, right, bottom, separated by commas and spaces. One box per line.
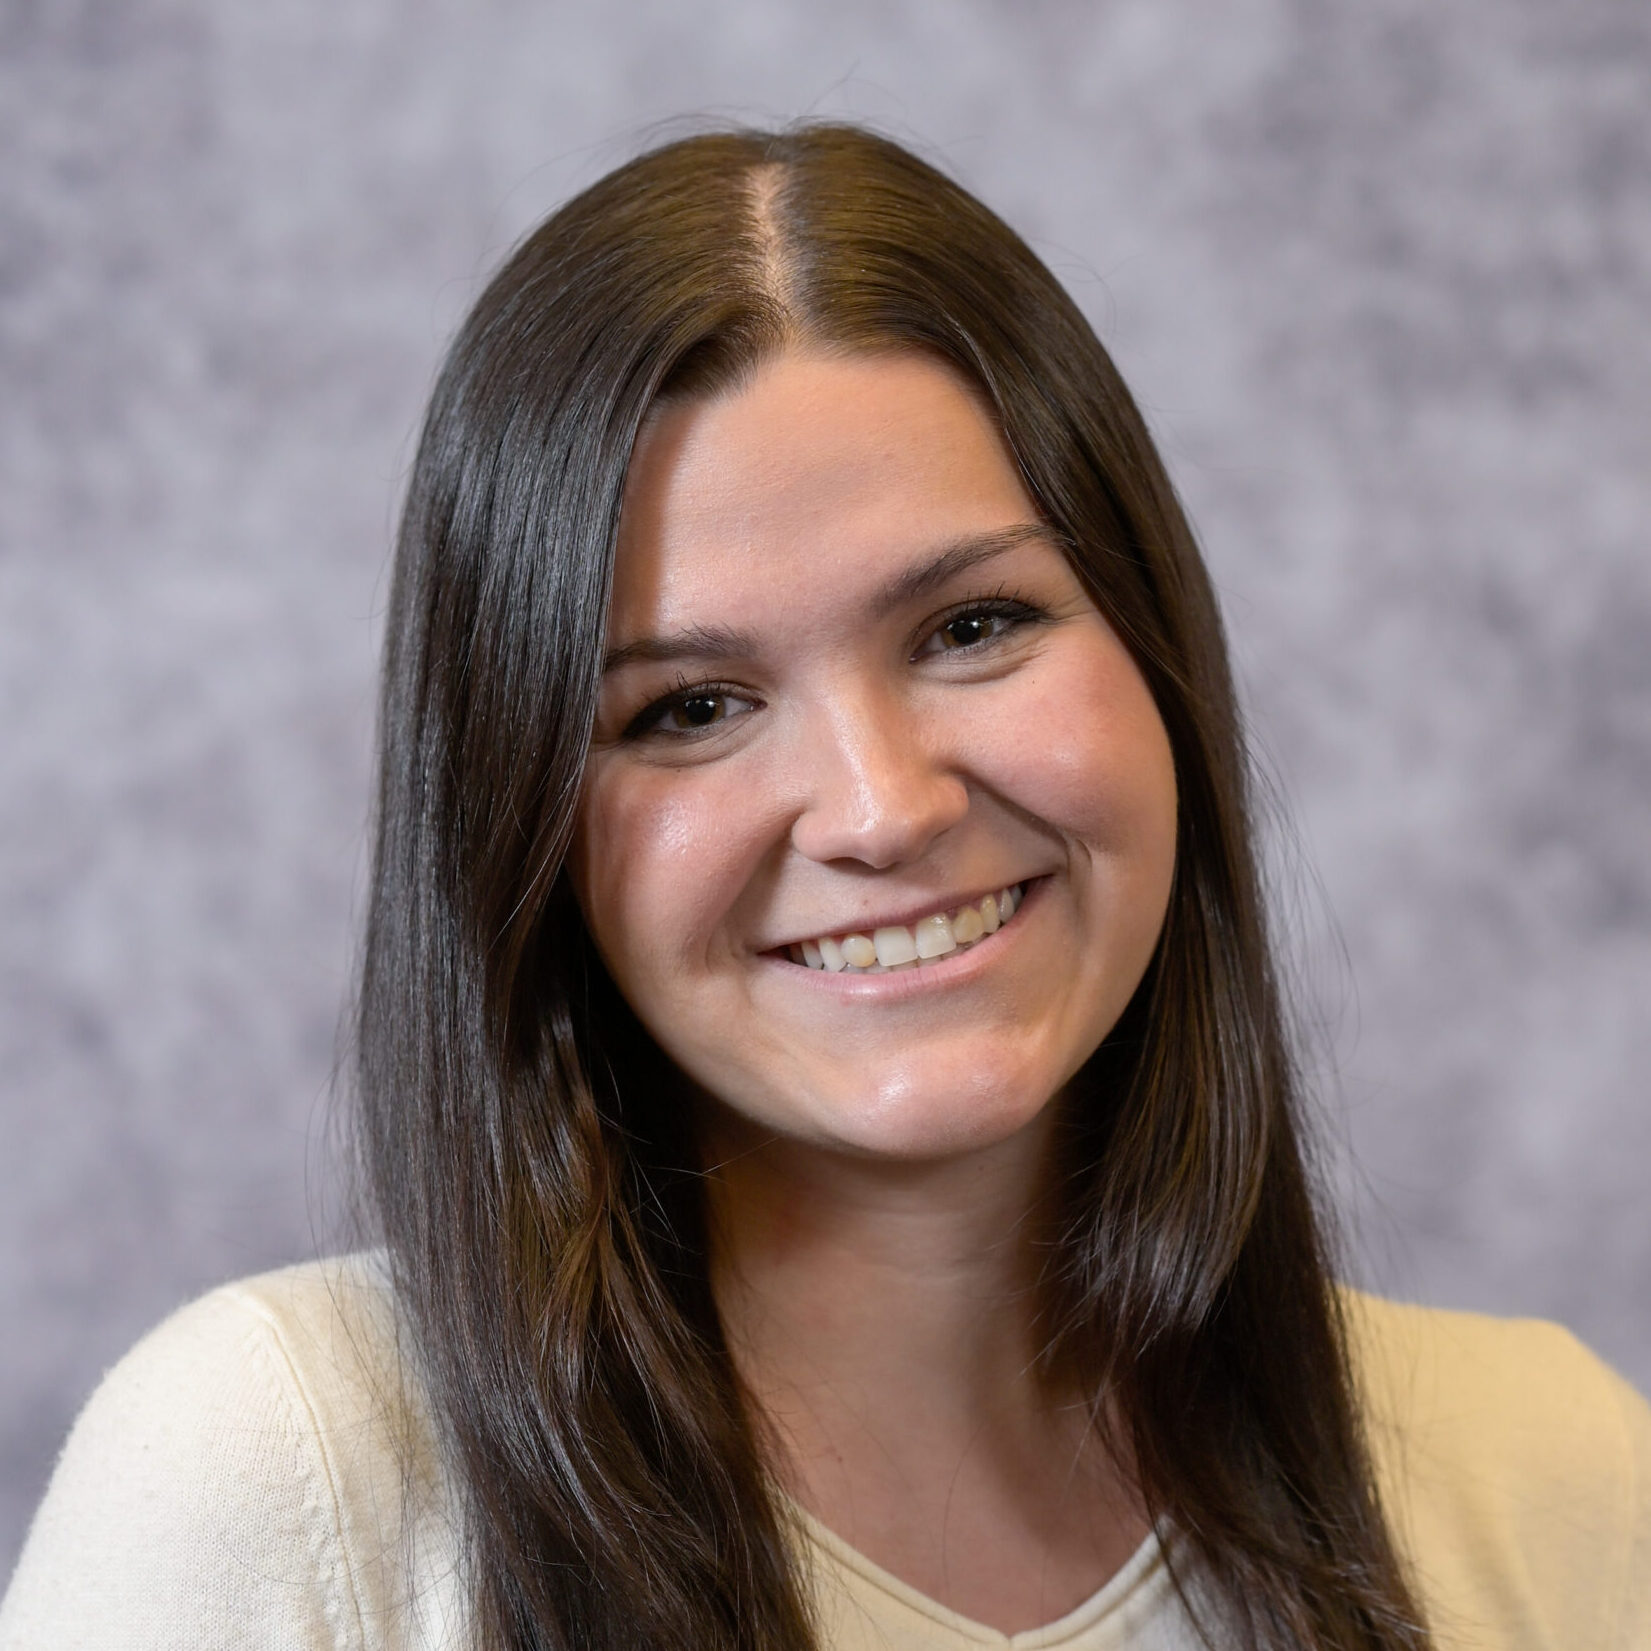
3, 0, 1648, 1575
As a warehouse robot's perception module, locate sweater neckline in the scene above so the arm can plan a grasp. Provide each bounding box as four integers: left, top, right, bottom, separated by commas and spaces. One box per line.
789, 1498, 1175, 1649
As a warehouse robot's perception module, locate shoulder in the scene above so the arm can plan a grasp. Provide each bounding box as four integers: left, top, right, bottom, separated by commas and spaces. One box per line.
0, 1255, 463, 1651
1342, 1289, 1651, 1651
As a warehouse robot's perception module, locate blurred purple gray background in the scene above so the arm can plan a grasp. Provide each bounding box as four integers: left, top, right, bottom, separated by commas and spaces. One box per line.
3, 0, 1648, 1575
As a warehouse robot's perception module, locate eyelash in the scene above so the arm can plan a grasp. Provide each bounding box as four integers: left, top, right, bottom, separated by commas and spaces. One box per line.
620, 591, 1048, 742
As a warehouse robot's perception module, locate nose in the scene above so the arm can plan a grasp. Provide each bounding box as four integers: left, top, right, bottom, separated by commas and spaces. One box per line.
788, 694, 969, 869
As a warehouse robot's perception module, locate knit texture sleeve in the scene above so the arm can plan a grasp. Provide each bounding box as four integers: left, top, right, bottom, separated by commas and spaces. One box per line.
1346, 1292, 1651, 1651
1609, 1349, 1651, 1650
0, 1274, 378, 1651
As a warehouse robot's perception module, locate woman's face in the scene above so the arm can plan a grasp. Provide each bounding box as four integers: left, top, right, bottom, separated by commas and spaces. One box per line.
572, 350, 1177, 1163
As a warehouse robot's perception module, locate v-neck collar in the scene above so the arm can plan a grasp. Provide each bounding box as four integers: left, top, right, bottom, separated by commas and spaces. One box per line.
791, 1499, 1177, 1649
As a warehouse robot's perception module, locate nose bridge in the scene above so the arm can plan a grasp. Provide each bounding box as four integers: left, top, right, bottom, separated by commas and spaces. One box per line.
789, 680, 967, 867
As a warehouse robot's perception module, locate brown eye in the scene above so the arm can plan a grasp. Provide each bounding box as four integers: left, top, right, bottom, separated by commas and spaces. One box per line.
938, 613, 1001, 649
624, 684, 760, 741
918, 596, 1045, 661
669, 695, 725, 729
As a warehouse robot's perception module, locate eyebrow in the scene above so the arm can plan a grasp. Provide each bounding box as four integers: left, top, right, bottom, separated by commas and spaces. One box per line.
601, 522, 1056, 675
874, 522, 1055, 608
602, 621, 759, 674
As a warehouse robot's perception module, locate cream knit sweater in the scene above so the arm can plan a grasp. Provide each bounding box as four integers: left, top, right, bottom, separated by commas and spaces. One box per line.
2, 1254, 1647, 1649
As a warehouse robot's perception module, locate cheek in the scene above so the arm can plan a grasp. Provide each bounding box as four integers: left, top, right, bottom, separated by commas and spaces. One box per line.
573, 767, 753, 987
977, 646, 1178, 868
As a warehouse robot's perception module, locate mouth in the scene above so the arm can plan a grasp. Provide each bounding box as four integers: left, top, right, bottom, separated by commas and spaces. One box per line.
777, 882, 1030, 975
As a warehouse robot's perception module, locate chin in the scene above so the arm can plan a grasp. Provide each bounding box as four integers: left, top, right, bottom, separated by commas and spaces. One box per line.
790, 1059, 1064, 1164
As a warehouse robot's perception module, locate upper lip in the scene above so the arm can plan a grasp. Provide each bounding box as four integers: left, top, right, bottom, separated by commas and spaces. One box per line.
759, 877, 1041, 953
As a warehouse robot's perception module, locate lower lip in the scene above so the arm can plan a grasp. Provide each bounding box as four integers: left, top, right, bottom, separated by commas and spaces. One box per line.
759, 878, 1047, 1001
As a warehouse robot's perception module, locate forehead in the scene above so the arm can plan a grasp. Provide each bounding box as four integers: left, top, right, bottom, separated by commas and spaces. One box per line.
610, 351, 1040, 634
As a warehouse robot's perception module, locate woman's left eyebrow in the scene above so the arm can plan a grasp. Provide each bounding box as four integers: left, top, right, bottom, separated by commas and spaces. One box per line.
872, 522, 1055, 610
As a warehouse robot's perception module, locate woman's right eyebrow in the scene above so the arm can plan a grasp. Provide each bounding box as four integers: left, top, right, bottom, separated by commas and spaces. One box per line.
602, 623, 758, 674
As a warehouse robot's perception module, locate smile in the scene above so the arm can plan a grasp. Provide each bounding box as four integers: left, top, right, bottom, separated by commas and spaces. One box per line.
784, 884, 1025, 973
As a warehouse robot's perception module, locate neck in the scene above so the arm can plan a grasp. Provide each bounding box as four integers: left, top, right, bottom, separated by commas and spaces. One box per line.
707, 1109, 1061, 1432
702, 1105, 1148, 1634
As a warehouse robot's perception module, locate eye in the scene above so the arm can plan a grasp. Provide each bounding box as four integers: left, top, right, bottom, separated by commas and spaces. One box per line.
662, 693, 733, 730
935, 611, 1008, 650
625, 683, 759, 740
916, 595, 1045, 658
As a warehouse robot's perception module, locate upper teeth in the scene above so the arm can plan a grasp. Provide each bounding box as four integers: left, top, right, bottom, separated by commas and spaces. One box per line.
789, 885, 1024, 973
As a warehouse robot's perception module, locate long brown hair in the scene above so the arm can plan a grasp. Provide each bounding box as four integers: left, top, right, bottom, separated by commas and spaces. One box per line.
356, 123, 1429, 1650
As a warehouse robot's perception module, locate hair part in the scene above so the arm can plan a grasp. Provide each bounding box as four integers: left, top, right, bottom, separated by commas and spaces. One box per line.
356, 121, 1430, 1651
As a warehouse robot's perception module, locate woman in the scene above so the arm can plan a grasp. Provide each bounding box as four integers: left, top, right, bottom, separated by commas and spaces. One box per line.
2, 124, 1646, 1651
